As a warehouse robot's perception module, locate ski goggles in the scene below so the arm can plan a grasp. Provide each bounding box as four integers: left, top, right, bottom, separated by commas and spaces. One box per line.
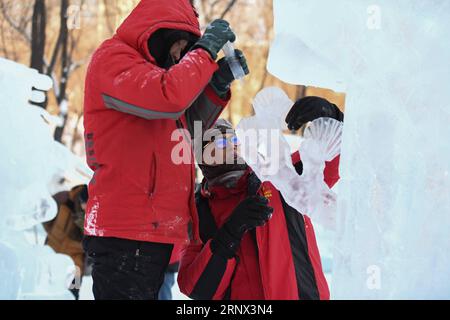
204, 135, 240, 150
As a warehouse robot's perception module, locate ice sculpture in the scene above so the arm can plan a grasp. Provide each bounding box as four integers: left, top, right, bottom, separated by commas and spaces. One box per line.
0, 58, 92, 299
298, 118, 343, 228
268, 0, 450, 298
236, 87, 343, 227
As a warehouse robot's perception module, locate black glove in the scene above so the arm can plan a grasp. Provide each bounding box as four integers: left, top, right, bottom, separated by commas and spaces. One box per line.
211, 195, 273, 259
210, 49, 250, 98
285, 96, 344, 131
293, 160, 304, 176
192, 19, 236, 60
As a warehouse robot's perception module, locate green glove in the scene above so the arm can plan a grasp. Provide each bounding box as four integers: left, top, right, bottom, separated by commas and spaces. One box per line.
210, 49, 250, 98
193, 19, 236, 60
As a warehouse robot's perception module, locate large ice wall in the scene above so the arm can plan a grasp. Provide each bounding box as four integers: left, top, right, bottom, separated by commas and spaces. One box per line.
0, 58, 92, 299
268, 0, 450, 298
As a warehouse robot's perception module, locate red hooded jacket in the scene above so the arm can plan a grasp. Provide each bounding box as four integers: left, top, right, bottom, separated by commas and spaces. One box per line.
83, 0, 229, 245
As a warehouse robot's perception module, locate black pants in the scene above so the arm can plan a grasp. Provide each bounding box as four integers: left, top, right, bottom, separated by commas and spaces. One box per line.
83, 236, 173, 300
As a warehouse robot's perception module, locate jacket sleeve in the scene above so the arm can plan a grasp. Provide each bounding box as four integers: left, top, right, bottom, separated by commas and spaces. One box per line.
291, 151, 341, 188
184, 85, 231, 137
178, 240, 237, 300
97, 45, 219, 120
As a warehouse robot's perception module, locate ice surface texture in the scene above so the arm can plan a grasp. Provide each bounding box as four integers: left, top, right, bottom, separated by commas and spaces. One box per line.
0, 58, 91, 299
269, 0, 450, 298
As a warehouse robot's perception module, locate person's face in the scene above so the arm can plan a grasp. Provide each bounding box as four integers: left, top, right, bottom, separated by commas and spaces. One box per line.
169, 39, 189, 63
203, 134, 242, 166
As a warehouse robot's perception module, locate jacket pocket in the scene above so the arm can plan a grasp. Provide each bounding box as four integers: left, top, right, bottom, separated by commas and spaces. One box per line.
148, 153, 158, 197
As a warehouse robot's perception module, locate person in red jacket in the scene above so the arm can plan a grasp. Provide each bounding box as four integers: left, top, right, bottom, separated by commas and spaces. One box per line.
178, 97, 343, 300
82, 0, 249, 300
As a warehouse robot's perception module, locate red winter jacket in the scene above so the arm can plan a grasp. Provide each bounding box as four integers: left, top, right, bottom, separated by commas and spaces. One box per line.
83, 0, 229, 245
178, 154, 340, 300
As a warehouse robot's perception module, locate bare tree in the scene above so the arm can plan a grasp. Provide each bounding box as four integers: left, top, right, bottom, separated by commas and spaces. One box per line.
1, 0, 85, 142
30, 0, 46, 73
219, 0, 237, 19
0, 0, 33, 43
198, 0, 239, 24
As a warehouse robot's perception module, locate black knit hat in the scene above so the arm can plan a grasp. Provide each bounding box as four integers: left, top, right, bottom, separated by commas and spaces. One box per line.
202, 119, 235, 149
148, 28, 199, 68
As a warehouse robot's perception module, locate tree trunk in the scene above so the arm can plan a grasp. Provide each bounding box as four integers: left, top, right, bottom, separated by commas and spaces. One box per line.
30, 0, 46, 73
30, 0, 47, 109
54, 0, 70, 142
